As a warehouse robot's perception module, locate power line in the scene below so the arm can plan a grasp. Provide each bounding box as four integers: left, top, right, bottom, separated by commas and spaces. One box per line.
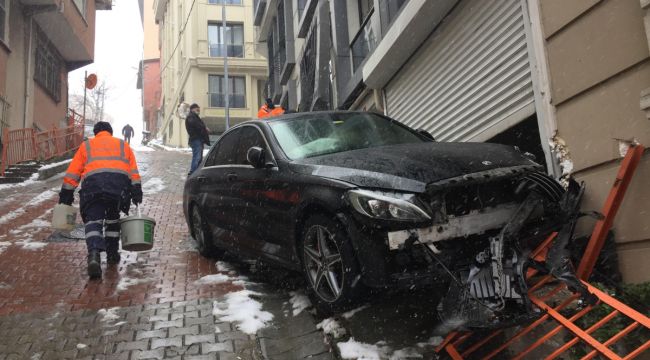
159, 0, 198, 76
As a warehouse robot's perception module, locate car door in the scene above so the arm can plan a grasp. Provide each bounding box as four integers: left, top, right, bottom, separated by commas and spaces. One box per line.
233, 126, 296, 263
198, 128, 245, 247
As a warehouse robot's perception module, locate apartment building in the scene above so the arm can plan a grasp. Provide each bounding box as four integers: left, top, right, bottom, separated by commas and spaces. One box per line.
255, 0, 650, 283
138, 0, 162, 138
0, 0, 111, 137
155, 0, 268, 147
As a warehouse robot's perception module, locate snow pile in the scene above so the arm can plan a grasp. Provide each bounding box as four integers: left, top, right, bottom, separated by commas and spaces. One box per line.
0, 209, 26, 225
390, 348, 423, 359
288, 291, 312, 316
195, 274, 231, 285
0, 242, 9, 255
212, 290, 274, 334
337, 339, 390, 360
143, 177, 166, 194
17, 241, 48, 250
149, 139, 192, 153
116, 276, 154, 292
316, 318, 346, 338
341, 305, 369, 319
0, 173, 40, 191
98, 307, 121, 322
76, 344, 87, 350
417, 336, 443, 348
25, 189, 58, 207
39, 159, 72, 171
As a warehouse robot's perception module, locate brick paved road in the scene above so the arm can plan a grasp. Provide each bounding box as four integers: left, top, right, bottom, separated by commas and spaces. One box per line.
0, 149, 312, 360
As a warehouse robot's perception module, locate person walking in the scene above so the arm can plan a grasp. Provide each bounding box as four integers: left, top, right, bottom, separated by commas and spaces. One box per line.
58, 121, 143, 279
257, 98, 285, 119
122, 123, 135, 144
185, 103, 210, 175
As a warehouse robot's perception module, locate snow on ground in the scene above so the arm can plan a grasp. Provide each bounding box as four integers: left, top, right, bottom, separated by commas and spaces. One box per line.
317, 318, 346, 338
116, 276, 155, 292
212, 290, 274, 334
288, 291, 312, 316
76, 344, 88, 350
195, 274, 231, 285
0, 173, 39, 191
417, 336, 443, 348
25, 188, 58, 207
132, 145, 155, 152
98, 307, 121, 322
17, 241, 48, 250
337, 339, 391, 360
0, 242, 10, 255
0, 209, 26, 225
143, 177, 166, 194
149, 139, 191, 153
389, 348, 424, 359
341, 305, 370, 319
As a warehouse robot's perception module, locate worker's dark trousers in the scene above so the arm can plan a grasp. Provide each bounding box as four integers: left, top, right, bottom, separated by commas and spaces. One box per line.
82, 199, 120, 253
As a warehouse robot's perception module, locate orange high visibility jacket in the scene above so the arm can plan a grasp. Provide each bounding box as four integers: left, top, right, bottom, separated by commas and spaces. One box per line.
62, 131, 141, 194
257, 104, 285, 119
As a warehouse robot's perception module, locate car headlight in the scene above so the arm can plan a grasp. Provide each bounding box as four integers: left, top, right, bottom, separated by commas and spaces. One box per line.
347, 189, 431, 222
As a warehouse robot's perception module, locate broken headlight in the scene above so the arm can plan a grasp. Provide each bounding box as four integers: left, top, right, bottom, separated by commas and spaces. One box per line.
347, 189, 431, 222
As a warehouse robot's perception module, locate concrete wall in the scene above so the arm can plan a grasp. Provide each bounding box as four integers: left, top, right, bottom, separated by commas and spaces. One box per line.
539, 0, 650, 283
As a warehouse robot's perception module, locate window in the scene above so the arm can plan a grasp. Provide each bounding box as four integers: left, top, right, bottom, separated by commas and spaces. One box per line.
34, 32, 62, 102
235, 126, 267, 164
208, 128, 242, 166
168, 120, 173, 138
208, 23, 244, 57
208, 0, 242, 4
72, 0, 86, 17
358, 0, 373, 23
297, 0, 307, 19
209, 75, 246, 108
0, 0, 7, 43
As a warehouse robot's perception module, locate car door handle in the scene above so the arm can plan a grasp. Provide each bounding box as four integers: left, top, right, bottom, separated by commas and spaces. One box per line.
226, 173, 238, 182
197, 176, 208, 183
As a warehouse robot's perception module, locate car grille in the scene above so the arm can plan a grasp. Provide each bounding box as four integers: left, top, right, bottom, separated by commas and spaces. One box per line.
442, 178, 519, 217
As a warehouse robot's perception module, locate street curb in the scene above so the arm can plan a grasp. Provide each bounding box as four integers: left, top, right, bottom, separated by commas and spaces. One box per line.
38, 159, 72, 180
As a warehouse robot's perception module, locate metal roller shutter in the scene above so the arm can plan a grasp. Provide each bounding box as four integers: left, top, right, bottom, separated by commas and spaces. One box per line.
385, 0, 534, 142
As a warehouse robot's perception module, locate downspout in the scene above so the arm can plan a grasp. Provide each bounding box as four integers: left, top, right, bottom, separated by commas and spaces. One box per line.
23, 16, 33, 128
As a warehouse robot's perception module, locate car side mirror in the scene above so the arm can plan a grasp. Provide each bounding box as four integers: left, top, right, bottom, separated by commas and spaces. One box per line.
247, 146, 267, 168
417, 129, 435, 141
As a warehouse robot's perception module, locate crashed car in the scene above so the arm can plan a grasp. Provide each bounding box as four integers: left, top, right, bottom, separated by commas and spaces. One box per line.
183, 111, 589, 328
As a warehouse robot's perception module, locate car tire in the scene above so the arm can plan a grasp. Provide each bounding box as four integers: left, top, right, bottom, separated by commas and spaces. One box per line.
299, 214, 365, 315
191, 205, 223, 258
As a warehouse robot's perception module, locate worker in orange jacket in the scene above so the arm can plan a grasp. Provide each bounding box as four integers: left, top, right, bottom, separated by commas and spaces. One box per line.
58, 121, 143, 279
258, 98, 285, 119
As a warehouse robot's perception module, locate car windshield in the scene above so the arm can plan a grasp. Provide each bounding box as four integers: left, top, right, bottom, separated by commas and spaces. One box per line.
269, 113, 425, 159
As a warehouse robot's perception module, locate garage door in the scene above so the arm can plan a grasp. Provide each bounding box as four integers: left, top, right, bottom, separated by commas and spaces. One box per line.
385, 0, 535, 142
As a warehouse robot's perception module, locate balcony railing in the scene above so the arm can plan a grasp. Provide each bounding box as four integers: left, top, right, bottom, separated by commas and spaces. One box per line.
209, 44, 244, 58
350, 10, 377, 72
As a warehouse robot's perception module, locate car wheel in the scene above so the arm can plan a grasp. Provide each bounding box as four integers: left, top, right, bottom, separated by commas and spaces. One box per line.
300, 214, 365, 314
191, 205, 223, 258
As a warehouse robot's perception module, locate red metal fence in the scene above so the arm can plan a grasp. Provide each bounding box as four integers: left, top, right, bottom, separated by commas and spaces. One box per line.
0, 109, 85, 176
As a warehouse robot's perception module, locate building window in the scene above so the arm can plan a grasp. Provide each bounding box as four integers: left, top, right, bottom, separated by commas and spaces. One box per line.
208, 23, 244, 58
297, 0, 307, 19
358, 0, 373, 23
209, 75, 246, 108
72, 0, 86, 17
34, 33, 62, 102
387, 0, 407, 24
0, 0, 7, 43
208, 0, 242, 4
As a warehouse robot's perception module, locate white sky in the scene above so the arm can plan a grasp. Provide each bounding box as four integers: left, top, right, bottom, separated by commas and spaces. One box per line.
69, 0, 144, 142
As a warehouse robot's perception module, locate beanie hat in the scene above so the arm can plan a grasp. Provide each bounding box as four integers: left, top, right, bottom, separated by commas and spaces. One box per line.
189, 103, 200, 110
93, 121, 113, 135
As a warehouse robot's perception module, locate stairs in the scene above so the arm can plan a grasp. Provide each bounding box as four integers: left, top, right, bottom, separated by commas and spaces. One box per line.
0, 162, 41, 184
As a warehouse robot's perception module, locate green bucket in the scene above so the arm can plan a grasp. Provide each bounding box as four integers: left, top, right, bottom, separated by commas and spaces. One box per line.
120, 207, 156, 251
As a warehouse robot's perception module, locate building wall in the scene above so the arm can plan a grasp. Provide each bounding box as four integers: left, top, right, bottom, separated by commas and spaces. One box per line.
539, 0, 650, 283
144, 0, 160, 60
157, 0, 267, 147
143, 59, 161, 133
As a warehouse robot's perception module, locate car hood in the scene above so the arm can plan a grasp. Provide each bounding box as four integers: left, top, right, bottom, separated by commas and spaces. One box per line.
288, 142, 540, 193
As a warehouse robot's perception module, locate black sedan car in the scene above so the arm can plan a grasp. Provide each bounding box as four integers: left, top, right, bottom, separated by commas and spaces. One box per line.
184, 111, 586, 328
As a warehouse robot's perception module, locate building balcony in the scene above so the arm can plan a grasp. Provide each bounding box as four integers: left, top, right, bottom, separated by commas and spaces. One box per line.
21, 0, 110, 69
254, 0, 267, 26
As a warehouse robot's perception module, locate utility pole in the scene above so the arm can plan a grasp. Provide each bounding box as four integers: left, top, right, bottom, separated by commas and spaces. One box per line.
222, 4, 230, 130
83, 71, 87, 123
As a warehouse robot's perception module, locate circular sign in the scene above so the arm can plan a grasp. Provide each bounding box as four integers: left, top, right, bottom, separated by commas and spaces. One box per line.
85, 74, 98, 90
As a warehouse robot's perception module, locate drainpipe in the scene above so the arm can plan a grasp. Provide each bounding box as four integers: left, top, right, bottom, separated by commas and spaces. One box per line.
23, 16, 33, 128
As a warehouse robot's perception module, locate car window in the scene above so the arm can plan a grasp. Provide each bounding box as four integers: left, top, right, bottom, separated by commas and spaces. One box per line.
235, 126, 268, 165
209, 128, 242, 166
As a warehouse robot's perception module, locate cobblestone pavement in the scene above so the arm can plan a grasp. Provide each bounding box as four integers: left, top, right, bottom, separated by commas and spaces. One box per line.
0, 149, 322, 360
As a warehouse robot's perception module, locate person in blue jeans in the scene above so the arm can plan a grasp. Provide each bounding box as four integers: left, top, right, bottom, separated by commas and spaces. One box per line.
185, 103, 211, 175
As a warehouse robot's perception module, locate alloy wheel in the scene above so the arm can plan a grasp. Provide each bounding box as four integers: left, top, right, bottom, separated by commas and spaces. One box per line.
192, 207, 205, 248
303, 225, 344, 302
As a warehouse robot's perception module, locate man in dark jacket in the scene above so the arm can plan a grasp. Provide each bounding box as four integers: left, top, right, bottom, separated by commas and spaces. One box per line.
58, 122, 143, 279
122, 124, 135, 144
185, 103, 210, 175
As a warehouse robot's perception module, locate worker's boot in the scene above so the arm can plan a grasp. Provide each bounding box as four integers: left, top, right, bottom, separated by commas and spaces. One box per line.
106, 249, 121, 265
87, 250, 102, 279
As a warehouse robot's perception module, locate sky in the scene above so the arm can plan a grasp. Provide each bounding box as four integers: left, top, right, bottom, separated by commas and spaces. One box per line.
69, 0, 144, 143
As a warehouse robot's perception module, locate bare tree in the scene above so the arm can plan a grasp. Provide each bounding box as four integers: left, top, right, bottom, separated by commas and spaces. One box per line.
69, 80, 111, 123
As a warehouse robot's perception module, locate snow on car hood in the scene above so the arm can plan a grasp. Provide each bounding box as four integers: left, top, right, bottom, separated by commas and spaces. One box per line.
289, 142, 539, 193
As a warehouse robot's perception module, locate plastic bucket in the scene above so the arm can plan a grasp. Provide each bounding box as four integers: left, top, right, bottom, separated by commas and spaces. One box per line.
120, 207, 156, 251
52, 204, 77, 231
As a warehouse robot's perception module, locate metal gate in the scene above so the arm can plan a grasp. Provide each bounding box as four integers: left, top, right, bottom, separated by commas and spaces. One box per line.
385, 0, 535, 142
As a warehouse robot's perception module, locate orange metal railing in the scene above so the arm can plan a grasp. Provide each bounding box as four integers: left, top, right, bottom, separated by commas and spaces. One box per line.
435, 144, 649, 360
0, 109, 85, 176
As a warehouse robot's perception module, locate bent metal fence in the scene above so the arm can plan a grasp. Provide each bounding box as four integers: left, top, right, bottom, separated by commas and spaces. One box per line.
0, 109, 85, 176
